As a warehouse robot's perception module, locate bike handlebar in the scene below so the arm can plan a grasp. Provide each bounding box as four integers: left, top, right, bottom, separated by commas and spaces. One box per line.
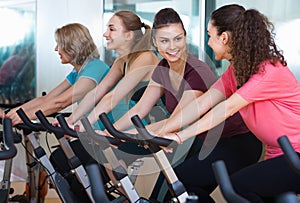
56, 114, 78, 138
35, 110, 65, 135
277, 135, 300, 175
98, 112, 176, 148
130, 115, 177, 148
80, 117, 121, 146
98, 113, 139, 144
16, 108, 46, 132
212, 160, 250, 203
0, 118, 18, 160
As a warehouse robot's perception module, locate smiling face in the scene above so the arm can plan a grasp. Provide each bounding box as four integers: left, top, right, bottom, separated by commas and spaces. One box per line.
152, 23, 186, 63
103, 15, 132, 53
207, 20, 231, 61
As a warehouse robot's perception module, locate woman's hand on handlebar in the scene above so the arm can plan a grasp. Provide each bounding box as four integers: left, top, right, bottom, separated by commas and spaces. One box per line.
51, 118, 74, 139
157, 132, 183, 153
5, 109, 23, 126
51, 118, 60, 127
161, 132, 180, 143
52, 117, 75, 129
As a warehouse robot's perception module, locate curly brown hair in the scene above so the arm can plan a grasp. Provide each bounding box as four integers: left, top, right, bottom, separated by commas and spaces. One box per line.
211, 4, 286, 87
231, 9, 286, 87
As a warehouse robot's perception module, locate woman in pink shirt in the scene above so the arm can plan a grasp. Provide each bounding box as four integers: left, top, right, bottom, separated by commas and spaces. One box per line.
161, 4, 300, 202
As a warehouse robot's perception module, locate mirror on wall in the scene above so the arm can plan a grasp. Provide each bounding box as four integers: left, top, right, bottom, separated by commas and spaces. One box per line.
0, 0, 36, 106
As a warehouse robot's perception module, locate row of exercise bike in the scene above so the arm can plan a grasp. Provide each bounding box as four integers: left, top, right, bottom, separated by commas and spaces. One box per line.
0, 107, 300, 203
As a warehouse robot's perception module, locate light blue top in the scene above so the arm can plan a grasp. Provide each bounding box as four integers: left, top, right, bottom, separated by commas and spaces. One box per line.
66, 58, 109, 106
66, 58, 109, 86
65, 58, 149, 130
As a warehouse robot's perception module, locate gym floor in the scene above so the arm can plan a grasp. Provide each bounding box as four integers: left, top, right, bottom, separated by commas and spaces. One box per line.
11, 181, 226, 202
10, 157, 226, 202
12, 182, 226, 203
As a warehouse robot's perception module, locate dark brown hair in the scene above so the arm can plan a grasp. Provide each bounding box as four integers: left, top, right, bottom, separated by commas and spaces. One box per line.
211, 4, 286, 87
151, 8, 186, 44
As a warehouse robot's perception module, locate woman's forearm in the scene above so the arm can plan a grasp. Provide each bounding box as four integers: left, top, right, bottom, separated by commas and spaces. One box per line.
86, 97, 110, 126
68, 88, 98, 125
146, 119, 168, 133
176, 93, 248, 142
113, 104, 151, 131
163, 89, 225, 134
177, 101, 229, 142
68, 82, 112, 125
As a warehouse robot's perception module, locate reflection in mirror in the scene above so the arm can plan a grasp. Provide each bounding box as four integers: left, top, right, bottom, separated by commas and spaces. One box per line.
0, 0, 36, 106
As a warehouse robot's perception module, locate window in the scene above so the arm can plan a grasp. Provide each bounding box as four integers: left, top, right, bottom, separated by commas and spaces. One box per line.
0, 0, 36, 105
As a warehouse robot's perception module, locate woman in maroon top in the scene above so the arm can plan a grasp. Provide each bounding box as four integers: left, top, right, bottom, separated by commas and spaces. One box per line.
112, 8, 262, 202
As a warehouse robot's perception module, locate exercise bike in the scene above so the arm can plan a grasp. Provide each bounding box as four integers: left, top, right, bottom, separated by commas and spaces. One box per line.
212, 160, 250, 203
56, 113, 147, 202
277, 135, 300, 203
98, 112, 199, 203
211, 135, 300, 203
0, 118, 20, 203
34, 110, 96, 202
15, 108, 81, 203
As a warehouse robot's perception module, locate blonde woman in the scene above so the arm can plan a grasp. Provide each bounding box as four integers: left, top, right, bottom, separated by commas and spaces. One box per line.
5, 23, 109, 125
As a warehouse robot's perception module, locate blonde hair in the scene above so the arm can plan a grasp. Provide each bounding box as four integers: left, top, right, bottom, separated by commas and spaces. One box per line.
55, 23, 100, 65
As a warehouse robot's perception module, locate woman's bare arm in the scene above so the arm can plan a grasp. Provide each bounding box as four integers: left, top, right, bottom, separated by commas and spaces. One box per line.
7, 77, 96, 125
160, 88, 226, 134
164, 92, 249, 143
146, 89, 203, 134
111, 80, 164, 131
66, 59, 125, 125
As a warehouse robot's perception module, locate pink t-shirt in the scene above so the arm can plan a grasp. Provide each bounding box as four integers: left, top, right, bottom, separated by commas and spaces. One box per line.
212, 61, 300, 159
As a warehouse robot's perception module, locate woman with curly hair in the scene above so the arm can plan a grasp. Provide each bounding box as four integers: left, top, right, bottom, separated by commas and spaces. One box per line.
159, 4, 300, 202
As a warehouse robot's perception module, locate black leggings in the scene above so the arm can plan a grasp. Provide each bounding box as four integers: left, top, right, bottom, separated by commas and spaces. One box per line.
231, 154, 300, 203
151, 132, 262, 203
